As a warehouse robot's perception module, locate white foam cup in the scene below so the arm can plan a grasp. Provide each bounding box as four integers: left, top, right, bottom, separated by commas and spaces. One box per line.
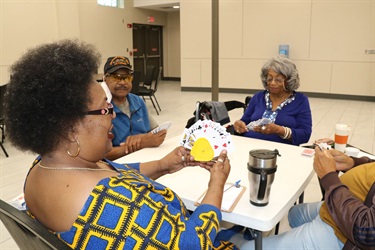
345, 147, 360, 157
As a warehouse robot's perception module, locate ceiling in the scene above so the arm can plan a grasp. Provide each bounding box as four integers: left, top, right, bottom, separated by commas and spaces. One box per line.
135, 3, 180, 12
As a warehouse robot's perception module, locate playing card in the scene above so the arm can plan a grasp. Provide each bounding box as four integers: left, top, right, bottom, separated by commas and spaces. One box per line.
151, 121, 172, 134
100, 82, 112, 103
246, 118, 273, 131
301, 148, 315, 157
179, 120, 234, 161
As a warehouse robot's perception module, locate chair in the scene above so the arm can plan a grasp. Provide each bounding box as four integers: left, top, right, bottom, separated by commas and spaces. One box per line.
130, 71, 142, 95
0, 199, 71, 250
138, 66, 162, 115
0, 84, 9, 157
185, 100, 246, 132
141, 65, 156, 88
244, 96, 252, 109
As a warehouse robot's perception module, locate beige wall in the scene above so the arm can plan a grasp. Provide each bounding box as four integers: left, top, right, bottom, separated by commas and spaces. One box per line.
0, 0, 172, 83
180, 0, 375, 97
1, 0, 374, 97
164, 11, 181, 78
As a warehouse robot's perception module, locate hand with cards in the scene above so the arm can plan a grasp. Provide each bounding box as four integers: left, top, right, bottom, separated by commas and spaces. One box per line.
180, 120, 234, 161
246, 118, 273, 131
151, 121, 172, 134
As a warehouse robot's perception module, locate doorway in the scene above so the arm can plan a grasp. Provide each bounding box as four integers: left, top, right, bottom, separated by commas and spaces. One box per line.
132, 24, 163, 82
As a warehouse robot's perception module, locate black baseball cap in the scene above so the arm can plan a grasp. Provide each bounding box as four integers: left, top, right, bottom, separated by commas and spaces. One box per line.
104, 56, 132, 74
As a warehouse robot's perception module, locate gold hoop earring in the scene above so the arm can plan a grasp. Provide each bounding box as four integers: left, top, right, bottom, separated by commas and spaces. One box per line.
67, 139, 81, 157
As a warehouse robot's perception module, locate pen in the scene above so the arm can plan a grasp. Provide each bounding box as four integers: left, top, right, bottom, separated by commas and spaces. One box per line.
224, 180, 241, 192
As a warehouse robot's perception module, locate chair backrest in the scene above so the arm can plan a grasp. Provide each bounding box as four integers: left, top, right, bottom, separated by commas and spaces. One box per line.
224, 100, 246, 113
244, 96, 251, 110
0, 84, 7, 140
0, 199, 71, 250
153, 66, 163, 92
131, 71, 142, 94
143, 65, 156, 87
0, 84, 7, 120
186, 99, 246, 129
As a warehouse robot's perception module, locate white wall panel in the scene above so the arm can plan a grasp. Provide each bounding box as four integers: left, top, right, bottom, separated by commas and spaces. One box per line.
220, 0, 243, 58
181, 0, 211, 58
242, 1, 311, 59
219, 59, 265, 89
181, 59, 202, 87
297, 61, 332, 93
310, 1, 374, 62
331, 62, 375, 96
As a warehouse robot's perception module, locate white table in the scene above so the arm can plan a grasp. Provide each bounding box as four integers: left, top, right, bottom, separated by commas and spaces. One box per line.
116, 135, 315, 249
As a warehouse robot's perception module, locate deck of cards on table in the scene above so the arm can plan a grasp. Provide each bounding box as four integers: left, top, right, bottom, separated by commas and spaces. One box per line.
180, 120, 234, 161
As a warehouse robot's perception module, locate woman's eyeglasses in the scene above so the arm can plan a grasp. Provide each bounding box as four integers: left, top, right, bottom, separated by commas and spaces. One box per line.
86, 103, 114, 116
108, 73, 133, 82
266, 76, 285, 84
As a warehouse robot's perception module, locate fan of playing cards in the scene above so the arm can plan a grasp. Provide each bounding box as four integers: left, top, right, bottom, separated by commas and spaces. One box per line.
180, 120, 234, 161
246, 118, 272, 131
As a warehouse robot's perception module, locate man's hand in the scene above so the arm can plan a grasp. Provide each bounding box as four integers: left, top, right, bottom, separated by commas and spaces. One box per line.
313, 147, 337, 178
120, 130, 167, 155
121, 134, 145, 154
142, 130, 167, 147
327, 149, 355, 172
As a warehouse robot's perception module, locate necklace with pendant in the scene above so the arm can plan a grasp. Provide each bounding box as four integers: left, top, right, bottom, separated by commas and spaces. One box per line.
38, 161, 118, 173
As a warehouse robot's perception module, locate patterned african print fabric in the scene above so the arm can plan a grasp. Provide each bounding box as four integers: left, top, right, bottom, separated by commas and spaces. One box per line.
26, 159, 238, 249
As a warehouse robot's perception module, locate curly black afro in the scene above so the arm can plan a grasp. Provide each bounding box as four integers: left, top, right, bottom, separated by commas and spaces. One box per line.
5, 39, 101, 155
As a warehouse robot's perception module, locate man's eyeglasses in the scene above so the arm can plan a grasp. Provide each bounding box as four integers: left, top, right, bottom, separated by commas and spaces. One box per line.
87, 103, 114, 116
108, 73, 133, 82
266, 76, 285, 84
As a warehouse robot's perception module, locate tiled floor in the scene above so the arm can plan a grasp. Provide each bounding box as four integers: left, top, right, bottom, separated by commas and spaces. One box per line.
0, 80, 374, 249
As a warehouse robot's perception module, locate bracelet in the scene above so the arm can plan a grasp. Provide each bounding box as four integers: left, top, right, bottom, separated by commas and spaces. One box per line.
281, 126, 292, 139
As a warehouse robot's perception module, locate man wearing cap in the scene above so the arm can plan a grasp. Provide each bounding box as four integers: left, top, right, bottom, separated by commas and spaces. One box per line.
102, 56, 166, 160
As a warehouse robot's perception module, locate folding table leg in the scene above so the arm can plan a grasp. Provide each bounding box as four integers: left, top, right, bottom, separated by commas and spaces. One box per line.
254, 229, 263, 250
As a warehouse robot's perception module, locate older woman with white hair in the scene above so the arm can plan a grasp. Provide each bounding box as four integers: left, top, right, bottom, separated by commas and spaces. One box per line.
234, 57, 312, 145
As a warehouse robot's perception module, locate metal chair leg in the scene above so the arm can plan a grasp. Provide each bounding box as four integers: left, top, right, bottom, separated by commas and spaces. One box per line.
0, 142, 9, 157
152, 95, 161, 111
149, 97, 159, 115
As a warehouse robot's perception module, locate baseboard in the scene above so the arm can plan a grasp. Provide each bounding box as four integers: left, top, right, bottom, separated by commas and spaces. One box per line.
162, 77, 181, 81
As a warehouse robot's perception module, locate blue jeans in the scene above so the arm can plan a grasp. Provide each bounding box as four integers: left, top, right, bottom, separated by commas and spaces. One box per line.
231, 202, 344, 249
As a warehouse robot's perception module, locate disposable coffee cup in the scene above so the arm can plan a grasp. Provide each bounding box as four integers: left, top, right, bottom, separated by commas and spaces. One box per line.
334, 124, 350, 152
345, 147, 360, 157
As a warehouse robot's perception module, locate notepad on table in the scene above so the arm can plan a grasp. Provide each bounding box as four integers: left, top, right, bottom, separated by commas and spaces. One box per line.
195, 183, 246, 212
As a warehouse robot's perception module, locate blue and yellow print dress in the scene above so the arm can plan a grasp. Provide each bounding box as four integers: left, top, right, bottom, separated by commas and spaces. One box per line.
26, 159, 238, 249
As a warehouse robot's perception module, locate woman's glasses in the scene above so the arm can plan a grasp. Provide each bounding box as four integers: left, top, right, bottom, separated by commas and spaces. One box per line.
266, 76, 285, 84
108, 73, 133, 82
86, 103, 114, 116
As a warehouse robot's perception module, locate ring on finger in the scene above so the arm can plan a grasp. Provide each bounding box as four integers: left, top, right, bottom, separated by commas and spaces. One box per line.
261, 125, 266, 131
217, 158, 224, 163
181, 156, 185, 162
